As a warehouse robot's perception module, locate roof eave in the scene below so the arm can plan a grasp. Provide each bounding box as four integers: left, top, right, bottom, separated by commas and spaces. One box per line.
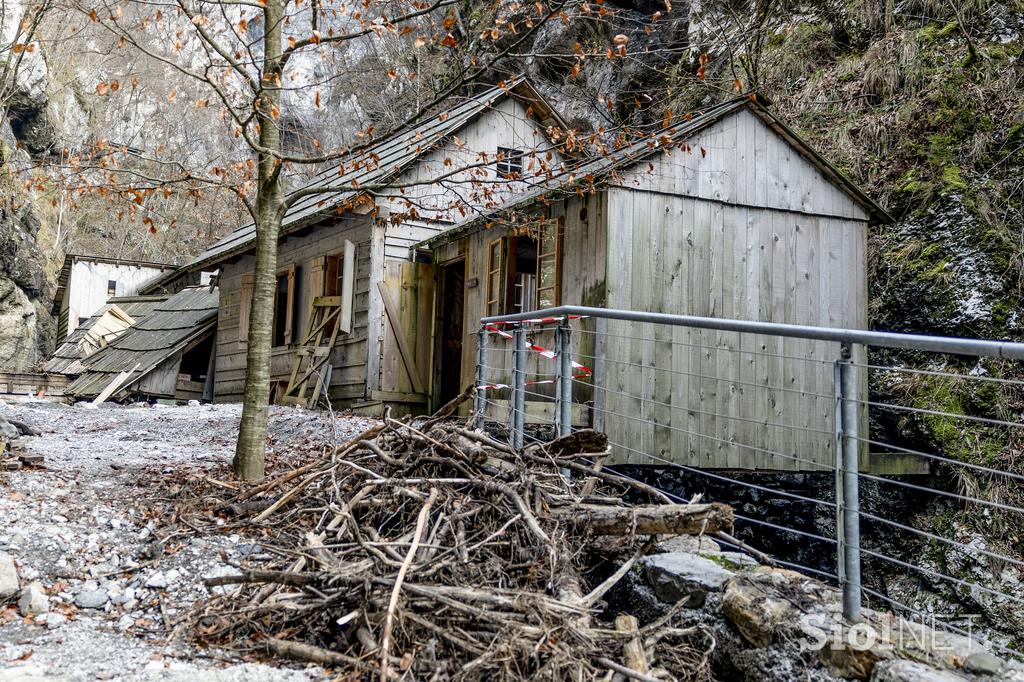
743, 97, 894, 225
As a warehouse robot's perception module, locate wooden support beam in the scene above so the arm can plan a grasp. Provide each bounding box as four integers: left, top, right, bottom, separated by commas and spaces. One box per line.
616, 615, 649, 676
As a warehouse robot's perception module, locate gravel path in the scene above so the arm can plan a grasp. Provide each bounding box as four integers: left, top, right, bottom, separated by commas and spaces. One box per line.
0, 400, 376, 681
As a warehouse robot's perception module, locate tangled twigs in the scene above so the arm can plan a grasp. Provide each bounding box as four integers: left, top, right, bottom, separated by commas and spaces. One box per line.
201, 415, 727, 680
381, 486, 438, 682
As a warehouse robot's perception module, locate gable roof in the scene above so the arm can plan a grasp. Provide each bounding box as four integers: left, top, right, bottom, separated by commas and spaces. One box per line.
65, 286, 219, 399
415, 93, 891, 250
160, 77, 567, 282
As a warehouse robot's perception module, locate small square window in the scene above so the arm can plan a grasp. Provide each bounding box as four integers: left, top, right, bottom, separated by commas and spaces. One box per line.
496, 146, 523, 177
107, 280, 117, 297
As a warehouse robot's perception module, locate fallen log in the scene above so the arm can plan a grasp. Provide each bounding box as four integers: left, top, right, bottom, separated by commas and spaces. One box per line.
616, 614, 649, 675
550, 502, 733, 536
204, 569, 323, 588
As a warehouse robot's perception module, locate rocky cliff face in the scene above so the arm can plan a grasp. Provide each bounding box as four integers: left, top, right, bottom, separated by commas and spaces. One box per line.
0, 19, 89, 371
0, 194, 52, 370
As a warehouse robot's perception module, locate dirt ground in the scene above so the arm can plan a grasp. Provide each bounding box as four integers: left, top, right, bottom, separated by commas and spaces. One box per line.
0, 399, 377, 681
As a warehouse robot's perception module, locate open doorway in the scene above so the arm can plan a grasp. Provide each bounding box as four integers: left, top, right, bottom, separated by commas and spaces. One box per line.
435, 259, 465, 407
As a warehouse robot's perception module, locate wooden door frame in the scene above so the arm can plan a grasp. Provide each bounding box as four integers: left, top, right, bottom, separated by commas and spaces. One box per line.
431, 256, 467, 411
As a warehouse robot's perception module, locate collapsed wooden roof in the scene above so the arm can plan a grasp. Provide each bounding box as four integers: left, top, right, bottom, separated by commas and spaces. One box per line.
141, 77, 566, 292
65, 287, 218, 399
43, 295, 168, 376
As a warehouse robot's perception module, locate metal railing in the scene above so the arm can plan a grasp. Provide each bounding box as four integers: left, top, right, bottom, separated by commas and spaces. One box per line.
473, 305, 1024, 655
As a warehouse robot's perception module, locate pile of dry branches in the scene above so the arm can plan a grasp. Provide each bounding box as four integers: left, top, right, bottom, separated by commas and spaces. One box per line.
198, 411, 735, 681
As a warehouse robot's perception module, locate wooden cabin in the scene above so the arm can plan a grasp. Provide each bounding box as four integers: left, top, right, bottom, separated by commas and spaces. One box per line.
415, 94, 893, 471
65, 286, 219, 402
157, 78, 569, 414
51, 254, 176, 342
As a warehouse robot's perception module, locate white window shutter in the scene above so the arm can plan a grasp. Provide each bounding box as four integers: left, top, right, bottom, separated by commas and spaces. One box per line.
238, 273, 253, 343
339, 240, 355, 334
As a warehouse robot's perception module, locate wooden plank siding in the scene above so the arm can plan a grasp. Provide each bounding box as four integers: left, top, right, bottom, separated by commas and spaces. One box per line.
377, 259, 435, 409
214, 214, 373, 405
597, 109, 869, 470
434, 105, 870, 471
378, 96, 563, 228
457, 193, 608, 419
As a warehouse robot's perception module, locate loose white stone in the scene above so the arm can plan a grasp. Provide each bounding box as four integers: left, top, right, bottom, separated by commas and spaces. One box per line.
0, 552, 19, 601
74, 589, 108, 609
18, 581, 48, 616
145, 571, 168, 589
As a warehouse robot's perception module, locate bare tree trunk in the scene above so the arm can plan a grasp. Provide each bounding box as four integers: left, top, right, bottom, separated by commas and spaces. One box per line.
234, 0, 285, 481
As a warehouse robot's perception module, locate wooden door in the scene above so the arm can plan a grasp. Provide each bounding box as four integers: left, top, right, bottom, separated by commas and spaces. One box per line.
435, 259, 465, 407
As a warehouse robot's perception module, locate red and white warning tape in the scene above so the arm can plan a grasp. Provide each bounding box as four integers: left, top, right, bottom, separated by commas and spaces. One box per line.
477, 373, 592, 391
479, 316, 592, 391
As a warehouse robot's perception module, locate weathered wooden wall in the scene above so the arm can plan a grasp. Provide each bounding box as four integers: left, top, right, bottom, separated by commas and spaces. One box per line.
462, 192, 609, 415
367, 94, 565, 413
379, 95, 564, 227
598, 107, 869, 470
0, 372, 69, 399
214, 215, 373, 405
458, 107, 871, 471
59, 260, 174, 341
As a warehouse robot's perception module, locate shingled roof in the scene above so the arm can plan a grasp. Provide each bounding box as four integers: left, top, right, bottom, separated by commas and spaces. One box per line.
149, 77, 565, 288
415, 93, 891, 252
66, 287, 219, 399
43, 295, 169, 376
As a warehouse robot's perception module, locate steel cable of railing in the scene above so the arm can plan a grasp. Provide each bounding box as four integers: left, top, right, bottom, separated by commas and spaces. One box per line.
475, 305, 1024, 644
591, 405, 835, 472
604, 439, 837, 508
859, 547, 1024, 607
856, 509, 1024, 571
570, 349, 840, 401
573, 327, 839, 367
851, 436, 1024, 483
857, 362, 1024, 388
601, 465, 839, 580
858, 585, 1020, 660
578, 379, 835, 437
862, 400, 1024, 430
854, 471, 1024, 517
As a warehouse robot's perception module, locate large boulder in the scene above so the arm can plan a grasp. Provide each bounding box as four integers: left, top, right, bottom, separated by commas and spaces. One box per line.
641, 551, 735, 607
0, 176, 55, 370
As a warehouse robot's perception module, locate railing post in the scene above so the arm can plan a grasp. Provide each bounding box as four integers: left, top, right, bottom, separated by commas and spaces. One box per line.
511, 326, 526, 449
836, 342, 862, 623
556, 320, 573, 437
473, 328, 488, 430
592, 317, 606, 433
834, 358, 846, 590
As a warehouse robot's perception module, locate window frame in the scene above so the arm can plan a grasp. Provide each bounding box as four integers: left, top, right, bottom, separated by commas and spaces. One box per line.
495, 146, 524, 178
485, 238, 504, 317
271, 263, 297, 348
535, 217, 563, 310
484, 217, 563, 317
